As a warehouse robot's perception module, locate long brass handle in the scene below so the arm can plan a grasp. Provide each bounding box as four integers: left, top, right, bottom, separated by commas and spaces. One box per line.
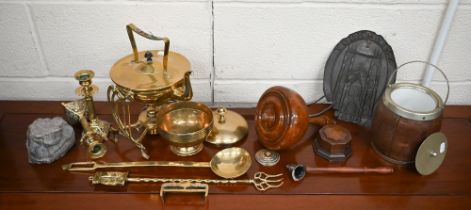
103, 161, 210, 168
62, 161, 210, 172
126, 23, 170, 69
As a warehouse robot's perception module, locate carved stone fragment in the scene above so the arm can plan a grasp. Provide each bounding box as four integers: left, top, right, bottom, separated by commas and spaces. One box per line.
26, 117, 75, 164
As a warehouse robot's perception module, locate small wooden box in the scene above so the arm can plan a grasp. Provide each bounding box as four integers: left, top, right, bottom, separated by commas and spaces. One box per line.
313, 125, 352, 161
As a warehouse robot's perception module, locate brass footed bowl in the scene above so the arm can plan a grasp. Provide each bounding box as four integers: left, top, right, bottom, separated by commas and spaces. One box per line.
157, 101, 213, 156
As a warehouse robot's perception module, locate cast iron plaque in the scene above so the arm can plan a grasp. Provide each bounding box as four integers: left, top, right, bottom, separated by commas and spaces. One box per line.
323, 30, 397, 127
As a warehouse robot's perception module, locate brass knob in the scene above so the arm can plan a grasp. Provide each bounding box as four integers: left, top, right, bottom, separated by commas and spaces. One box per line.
145, 51, 153, 64
217, 107, 227, 123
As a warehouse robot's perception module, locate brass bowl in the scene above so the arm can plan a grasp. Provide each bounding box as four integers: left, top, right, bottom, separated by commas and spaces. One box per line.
157, 101, 213, 156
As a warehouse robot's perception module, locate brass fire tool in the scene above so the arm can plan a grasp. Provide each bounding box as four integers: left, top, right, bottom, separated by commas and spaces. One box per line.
160, 182, 209, 203
62, 70, 113, 159
62, 147, 252, 179
89, 171, 284, 192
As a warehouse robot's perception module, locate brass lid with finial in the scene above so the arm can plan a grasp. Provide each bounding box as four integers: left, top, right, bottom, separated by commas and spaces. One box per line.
206, 107, 248, 146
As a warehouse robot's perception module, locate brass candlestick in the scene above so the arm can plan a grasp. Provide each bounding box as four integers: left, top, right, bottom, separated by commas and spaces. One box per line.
62, 70, 112, 159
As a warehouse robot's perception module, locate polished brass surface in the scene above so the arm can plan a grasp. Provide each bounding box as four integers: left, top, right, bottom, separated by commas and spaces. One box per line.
415, 132, 448, 176
82, 133, 107, 159
157, 101, 213, 156
255, 149, 280, 166
110, 50, 190, 93
89, 171, 283, 192
110, 24, 190, 93
73, 70, 112, 142
160, 182, 208, 202
62, 147, 252, 179
109, 23, 192, 101
62, 70, 112, 159
209, 147, 252, 179
107, 24, 193, 159
62, 160, 210, 172
62, 104, 107, 159
62, 100, 86, 125
206, 107, 248, 146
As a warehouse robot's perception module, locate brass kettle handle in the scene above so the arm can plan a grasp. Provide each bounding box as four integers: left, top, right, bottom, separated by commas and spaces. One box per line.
126, 23, 170, 70
171, 71, 193, 101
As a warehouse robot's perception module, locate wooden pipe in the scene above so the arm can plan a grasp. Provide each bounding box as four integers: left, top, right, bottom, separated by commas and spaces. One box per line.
307, 166, 394, 174
309, 115, 335, 126
286, 164, 394, 182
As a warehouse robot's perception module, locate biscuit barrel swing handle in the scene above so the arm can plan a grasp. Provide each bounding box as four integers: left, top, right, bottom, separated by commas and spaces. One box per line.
126, 23, 170, 70
387, 60, 450, 106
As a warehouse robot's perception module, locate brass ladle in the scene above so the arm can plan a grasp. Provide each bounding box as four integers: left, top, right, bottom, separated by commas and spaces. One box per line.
62, 147, 252, 179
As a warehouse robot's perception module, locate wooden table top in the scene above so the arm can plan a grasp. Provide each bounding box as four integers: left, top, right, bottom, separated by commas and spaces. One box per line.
0, 101, 470, 210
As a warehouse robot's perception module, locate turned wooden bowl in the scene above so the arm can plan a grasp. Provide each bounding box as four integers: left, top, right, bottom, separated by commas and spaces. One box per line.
255, 86, 332, 151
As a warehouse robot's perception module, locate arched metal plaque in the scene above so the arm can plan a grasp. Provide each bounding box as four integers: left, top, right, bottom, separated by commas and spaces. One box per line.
323, 30, 397, 127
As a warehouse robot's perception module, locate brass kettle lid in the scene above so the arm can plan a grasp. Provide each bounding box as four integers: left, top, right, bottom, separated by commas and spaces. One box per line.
110, 50, 190, 92
110, 24, 190, 92
206, 107, 248, 146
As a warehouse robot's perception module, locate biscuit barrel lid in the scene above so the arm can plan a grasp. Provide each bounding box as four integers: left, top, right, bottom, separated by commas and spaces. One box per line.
415, 132, 448, 175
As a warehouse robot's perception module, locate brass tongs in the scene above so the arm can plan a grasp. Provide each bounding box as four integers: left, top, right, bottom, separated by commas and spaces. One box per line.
62, 161, 210, 172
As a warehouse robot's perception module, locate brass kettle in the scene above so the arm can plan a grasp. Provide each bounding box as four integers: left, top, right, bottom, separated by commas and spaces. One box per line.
107, 24, 193, 159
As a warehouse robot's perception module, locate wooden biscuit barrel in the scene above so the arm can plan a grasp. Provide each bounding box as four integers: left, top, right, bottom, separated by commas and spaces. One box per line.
371, 61, 449, 165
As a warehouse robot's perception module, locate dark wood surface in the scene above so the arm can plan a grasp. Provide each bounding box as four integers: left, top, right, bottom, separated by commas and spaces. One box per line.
1, 101, 470, 209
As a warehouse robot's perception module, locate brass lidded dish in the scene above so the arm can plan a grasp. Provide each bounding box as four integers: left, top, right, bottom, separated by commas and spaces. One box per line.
157, 101, 213, 156
206, 107, 248, 146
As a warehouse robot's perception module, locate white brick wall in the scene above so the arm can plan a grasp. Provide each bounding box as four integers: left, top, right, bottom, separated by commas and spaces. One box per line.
0, 0, 470, 105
